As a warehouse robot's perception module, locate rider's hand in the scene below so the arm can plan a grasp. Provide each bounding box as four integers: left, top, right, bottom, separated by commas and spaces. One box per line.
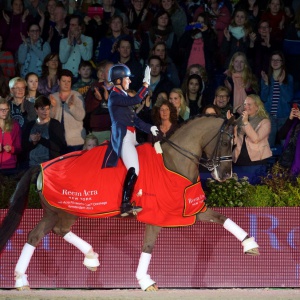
150, 126, 159, 136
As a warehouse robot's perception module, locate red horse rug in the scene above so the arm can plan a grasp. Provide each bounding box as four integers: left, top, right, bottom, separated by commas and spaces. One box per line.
41, 143, 207, 227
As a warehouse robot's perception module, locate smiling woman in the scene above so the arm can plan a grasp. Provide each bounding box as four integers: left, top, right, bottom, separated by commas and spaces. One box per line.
232, 94, 272, 181
17, 22, 51, 78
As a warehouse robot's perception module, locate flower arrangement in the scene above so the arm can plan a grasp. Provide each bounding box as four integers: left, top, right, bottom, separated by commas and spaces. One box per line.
205, 173, 252, 207
205, 163, 300, 207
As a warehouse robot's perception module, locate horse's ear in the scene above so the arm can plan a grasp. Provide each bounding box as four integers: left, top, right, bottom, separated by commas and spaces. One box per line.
226, 116, 236, 126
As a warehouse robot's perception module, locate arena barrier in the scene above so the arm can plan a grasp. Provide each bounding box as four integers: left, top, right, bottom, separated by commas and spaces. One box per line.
0, 208, 299, 288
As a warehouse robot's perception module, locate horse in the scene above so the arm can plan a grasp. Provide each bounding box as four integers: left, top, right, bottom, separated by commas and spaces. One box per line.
0, 115, 259, 291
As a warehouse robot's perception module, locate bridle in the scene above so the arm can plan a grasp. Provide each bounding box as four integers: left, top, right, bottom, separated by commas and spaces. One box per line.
161, 120, 233, 171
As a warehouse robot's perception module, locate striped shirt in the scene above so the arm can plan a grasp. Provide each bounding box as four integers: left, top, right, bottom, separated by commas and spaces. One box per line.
270, 80, 280, 116
0, 51, 15, 79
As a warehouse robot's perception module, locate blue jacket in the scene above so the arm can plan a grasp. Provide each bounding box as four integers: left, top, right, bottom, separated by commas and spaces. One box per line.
102, 86, 151, 168
260, 75, 293, 118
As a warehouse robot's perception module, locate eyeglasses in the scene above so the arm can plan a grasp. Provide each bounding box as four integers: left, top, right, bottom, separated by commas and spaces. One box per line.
29, 29, 40, 33
0, 108, 9, 113
12, 87, 26, 91
216, 95, 229, 99
271, 59, 282, 63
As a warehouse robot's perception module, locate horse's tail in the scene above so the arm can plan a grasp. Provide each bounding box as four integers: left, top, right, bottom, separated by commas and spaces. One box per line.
0, 166, 40, 253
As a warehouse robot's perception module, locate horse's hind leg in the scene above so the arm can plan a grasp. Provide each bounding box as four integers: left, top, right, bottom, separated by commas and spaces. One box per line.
15, 204, 59, 290
196, 208, 259, 256
136, 224, 161, 292
52, 210, 100, 272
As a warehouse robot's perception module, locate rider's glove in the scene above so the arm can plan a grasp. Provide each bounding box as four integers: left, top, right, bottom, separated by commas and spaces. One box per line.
143, 66, 151, 85
150, 126, 159, 136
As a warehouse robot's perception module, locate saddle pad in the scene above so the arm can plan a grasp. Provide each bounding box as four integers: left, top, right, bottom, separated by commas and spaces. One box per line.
41, 143, 206, 227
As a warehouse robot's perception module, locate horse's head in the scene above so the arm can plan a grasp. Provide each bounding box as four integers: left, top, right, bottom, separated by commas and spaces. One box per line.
203, 117, 235, 182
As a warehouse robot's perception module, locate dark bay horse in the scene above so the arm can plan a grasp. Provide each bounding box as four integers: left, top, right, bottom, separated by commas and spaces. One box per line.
0, 115, 259, 291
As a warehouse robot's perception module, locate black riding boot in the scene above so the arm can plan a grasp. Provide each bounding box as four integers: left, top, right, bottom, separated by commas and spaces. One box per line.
120, 167, 142, 217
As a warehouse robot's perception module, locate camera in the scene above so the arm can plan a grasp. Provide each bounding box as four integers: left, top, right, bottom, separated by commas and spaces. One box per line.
185, 23, 203, 31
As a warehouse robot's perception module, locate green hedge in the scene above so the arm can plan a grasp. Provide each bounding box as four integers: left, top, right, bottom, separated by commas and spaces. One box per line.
205, 163, 300, 207
1, 163, 299, 209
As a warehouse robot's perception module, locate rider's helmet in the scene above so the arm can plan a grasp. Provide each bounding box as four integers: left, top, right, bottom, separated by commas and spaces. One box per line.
108, 64, 134, 83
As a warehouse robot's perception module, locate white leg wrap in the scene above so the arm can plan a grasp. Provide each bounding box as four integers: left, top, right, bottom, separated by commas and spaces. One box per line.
15, 243, 36, 275
63, 231, 92, 254
138, 275, 156, 291
15, 274, 29, 288
136, 252, 155, 290
242, 237, 259, 253
83, 252, 100, 268
223, 218, 248, 242
14, 243, 35, 288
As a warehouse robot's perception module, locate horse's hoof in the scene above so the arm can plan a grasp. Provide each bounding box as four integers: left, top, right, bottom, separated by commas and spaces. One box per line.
145, 284, 159, 292
245, 248, 260, 256
242, 237, 259, 255
83, 255, 100, 271
86, 266, 97, 272
16, 285, 30, 291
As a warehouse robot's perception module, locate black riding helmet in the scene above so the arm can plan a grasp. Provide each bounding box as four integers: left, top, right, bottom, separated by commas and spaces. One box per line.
108, 64, 134, 84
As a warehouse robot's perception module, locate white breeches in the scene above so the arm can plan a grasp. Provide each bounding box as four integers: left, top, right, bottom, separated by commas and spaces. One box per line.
121, 130, 139, 175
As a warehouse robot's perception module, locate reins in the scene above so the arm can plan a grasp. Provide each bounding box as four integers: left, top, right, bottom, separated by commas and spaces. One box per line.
161, 120, 233, 171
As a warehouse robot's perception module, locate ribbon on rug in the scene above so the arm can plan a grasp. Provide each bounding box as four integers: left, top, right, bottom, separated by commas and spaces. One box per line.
41, 143, 207, 227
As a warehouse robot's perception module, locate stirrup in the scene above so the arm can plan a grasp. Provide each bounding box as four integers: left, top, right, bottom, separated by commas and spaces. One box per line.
120, 204, 142, 217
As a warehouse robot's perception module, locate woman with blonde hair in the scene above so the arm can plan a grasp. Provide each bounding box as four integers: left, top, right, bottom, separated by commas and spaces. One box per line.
231, 94, 272, 183
169, 88, 190, 122
224, 51, 259, 114
0, 98, 21, 175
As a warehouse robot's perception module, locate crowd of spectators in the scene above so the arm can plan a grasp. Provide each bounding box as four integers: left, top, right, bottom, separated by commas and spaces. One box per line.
0, 0, 300, 178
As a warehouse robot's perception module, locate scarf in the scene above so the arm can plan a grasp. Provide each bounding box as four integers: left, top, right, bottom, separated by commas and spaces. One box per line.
149, 27, 172, 44
232, 72, 247, 112
237, 114, 265, 136
229, 25, 245, 40
21, 38, 43, 78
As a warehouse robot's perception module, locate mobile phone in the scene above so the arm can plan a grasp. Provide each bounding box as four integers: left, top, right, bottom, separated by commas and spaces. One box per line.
87, 6, 104, 19
293, 103, 298, 109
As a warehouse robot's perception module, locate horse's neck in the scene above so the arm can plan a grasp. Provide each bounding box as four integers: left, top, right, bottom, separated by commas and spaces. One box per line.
161, 116, 223, 183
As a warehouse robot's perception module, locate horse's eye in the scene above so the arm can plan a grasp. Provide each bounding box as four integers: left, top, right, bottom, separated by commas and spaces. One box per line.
222, 141, 229, 147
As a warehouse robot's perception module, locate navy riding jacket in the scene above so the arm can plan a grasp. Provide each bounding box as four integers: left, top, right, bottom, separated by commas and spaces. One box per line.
102, 86, 151, 168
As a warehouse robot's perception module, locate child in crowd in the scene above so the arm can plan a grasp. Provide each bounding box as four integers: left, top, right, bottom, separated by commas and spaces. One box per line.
83, 133, 99, 150
72, 61, 96, 99
23, 72, 41, 123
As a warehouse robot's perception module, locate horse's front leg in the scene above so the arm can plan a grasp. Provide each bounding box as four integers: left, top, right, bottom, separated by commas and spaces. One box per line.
196, 208, 259, 255
137, 224, 161, 291
52, 211, 100, 272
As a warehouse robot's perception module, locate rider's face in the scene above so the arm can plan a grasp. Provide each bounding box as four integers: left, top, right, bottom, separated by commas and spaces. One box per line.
122, 77, 131, 91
